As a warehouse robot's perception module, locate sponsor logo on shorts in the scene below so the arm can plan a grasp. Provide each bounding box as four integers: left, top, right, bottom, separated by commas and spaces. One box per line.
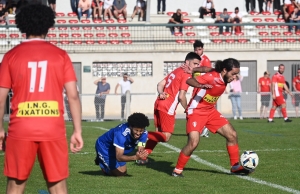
192, 121, 197, 127
17, 101, 59, 117
203, 94, 219, 103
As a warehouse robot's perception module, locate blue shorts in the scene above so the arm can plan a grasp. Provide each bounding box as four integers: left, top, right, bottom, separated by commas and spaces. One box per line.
95, 144, 126, 175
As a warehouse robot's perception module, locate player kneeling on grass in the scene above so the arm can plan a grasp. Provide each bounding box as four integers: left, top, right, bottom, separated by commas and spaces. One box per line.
172, 58, 252, 177
95, 113, 149, 176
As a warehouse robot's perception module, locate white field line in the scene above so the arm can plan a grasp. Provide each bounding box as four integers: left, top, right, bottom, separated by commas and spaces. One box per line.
91, 125, 300, 194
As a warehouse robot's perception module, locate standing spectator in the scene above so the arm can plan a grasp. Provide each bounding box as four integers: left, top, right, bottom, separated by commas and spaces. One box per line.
103, 0, 113, 20
71, 0, 79, 13
48, 0, 56, 13
292, 69, 300, 117
230, 7, 243, 33
113, 0, 127, 20
268, 64, 293, 122
115, 73, 134, 121
215, 8, 231, 34
245, 0, 256, 13
94, 77, 110, 121
92, 0, 103, 20
0, 4, 83, 193
157, 0, 166, 14
266, 0, 273, 12
169, 9, 183, 35
199, 0, 216, 19
228, 74, 243, 120
258, 0, 265, 13
77, 0, 92, 20
258, 71, 271, 119
94, 113, 149, 176
129, 0, 145, 22
289, 6, 300, 32
274, 0, 281, 12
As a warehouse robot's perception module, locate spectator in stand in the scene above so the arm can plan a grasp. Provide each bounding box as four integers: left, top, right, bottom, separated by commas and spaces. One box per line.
48, 0, 56, 13
77, 0, 92, 20
245, 0, 256, 13
258, 71, 271, 119
266, 0, 273, 12
215, 8, 230, 34
257, 0, 265, 13
230, 7, 243, 33
169, 9, 183, 35
274, 0, 281, 13
103, 0, 113, 20
92, 0, 103, 20
0, 0, 6, 8
157, 0, 166, 14
199, 0, 216, 19
0, 3, 8, 25
292, 68, 300, 117
71, 0, 79, 13
113, 0, 127, 21
282, 0, 300, 22
129, 0, 145, 22
228, 74, 243, 120
289, 6, 300, 32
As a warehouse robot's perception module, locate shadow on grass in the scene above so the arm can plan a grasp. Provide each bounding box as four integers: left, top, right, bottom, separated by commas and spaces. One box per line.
137, 158, 228, 176
78, 170, 133, 177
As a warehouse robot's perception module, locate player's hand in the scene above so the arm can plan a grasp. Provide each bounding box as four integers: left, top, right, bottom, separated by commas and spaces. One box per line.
70, 132, 84, 153
181, 63, 192, 74
136, 150, 149, 160
159, 92, 168, 99
0, 128, 6, 151
272, 94, 276, 100
200, 84, 213, 89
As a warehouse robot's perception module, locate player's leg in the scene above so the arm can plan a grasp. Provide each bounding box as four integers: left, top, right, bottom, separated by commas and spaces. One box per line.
280, 101, 291, 122
5, 138, 38, 193
47, 180, 67, 194
111, 163, 128, 176
268, 99, 278, 122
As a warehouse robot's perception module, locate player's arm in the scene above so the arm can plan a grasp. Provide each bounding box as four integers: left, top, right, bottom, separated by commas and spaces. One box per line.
115, 146, 148, 162
0, 87, 9, 151
178, 90, 187, 109
283, 83, 293, 97
192, 67, 213, 76
157, 79, 168, 99
65, 81, 83, 153
115, 83, 120, 94
186, 77, 213, 89
271, 81, 276, 99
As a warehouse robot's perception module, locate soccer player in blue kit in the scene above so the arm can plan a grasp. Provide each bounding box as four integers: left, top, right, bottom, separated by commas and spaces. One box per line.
95, 112, 149, 176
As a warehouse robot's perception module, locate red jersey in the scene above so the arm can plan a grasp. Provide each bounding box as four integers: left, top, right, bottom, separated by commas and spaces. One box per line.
187, 71, 226, 115
258, 77, 271, 94
0, 39, 77, 141
155, 67, 191, 115
271, 72, 285, 97
200, 54, 211, 67
292, 76, 300, 91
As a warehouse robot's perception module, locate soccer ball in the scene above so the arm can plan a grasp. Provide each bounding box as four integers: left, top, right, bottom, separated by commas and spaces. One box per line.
240, 151, 259, 170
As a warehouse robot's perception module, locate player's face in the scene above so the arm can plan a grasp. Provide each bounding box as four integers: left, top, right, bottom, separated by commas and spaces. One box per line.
194, 47, 203, 56
188, 59, 200, 69
224, 67, 240, 83
278, 65, 285, 74
130, 127, 145, 139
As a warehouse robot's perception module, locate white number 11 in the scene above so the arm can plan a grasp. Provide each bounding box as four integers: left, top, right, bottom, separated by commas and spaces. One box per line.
28, 61, 47, 93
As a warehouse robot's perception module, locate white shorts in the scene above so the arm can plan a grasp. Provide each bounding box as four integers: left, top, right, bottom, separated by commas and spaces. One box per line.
103, 0, 113, 9
136, 0, 145, 8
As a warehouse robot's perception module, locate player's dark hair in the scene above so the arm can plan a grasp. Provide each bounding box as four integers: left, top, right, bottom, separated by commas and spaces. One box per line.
185, 52, 201, 61
214, 58, 240, 73
193, 40, 204, 49
16, 4, 55, 37
279, 64, 285, 68
127, 113, 150, 128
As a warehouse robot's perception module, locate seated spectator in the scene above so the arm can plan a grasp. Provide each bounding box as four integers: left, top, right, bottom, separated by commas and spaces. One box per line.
129, 0, 145, 22
289, 6, 300, 32
282, 0, 300, 22
78, 0, 92, 20
92, 0, 103, 20
0, 5, 8, 25
215, 8, 230, 34
266, 0, 273, 12
103, 0, 113, 20
48, 0, 56, 13
0, 0, 6, 8
113, 0, 127, 20
230, 7, 243, 33
199, 0, 216, 19
169, 8, 183, 35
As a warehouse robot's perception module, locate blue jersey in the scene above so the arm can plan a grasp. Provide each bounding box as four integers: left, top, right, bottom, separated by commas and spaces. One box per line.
96, 123, 148, 158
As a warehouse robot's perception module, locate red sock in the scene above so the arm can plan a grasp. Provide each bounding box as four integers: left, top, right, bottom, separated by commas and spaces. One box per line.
174, 152, 191, 171
227, 144, 240, 166
269, 108, 276, 120
281, 107, 287, 119
145, 132, 167, 155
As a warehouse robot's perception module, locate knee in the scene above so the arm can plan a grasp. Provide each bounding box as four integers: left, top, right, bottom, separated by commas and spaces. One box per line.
227, 130, 238, 143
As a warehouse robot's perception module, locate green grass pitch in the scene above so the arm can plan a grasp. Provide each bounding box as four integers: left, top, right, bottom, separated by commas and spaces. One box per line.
0, 118, 300, 194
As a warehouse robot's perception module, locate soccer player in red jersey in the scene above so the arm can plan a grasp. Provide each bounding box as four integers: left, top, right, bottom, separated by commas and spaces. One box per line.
258, 71, 271, 119
0, 4, 83, 193
136, 52, 212, 165
292, 68, 300, 117
268, 64, 293, 123
172, 58, 251, 177
193, 40, 211, 68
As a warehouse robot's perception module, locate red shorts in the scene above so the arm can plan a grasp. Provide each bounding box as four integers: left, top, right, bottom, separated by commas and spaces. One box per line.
4, 137, 69, 182
186, 109, 229, 134
272, 95, 285, 106
154, 109, 175, 133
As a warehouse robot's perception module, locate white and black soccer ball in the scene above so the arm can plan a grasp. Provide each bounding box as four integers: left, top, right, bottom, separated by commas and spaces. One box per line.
240, 151, 259, 170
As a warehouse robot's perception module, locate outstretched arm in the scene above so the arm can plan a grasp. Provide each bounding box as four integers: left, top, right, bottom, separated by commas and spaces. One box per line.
186, 78, 213, 89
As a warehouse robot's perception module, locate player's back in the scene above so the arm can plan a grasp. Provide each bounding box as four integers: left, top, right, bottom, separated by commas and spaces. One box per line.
156, 67, 191, 115
1, 39, 76, 141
